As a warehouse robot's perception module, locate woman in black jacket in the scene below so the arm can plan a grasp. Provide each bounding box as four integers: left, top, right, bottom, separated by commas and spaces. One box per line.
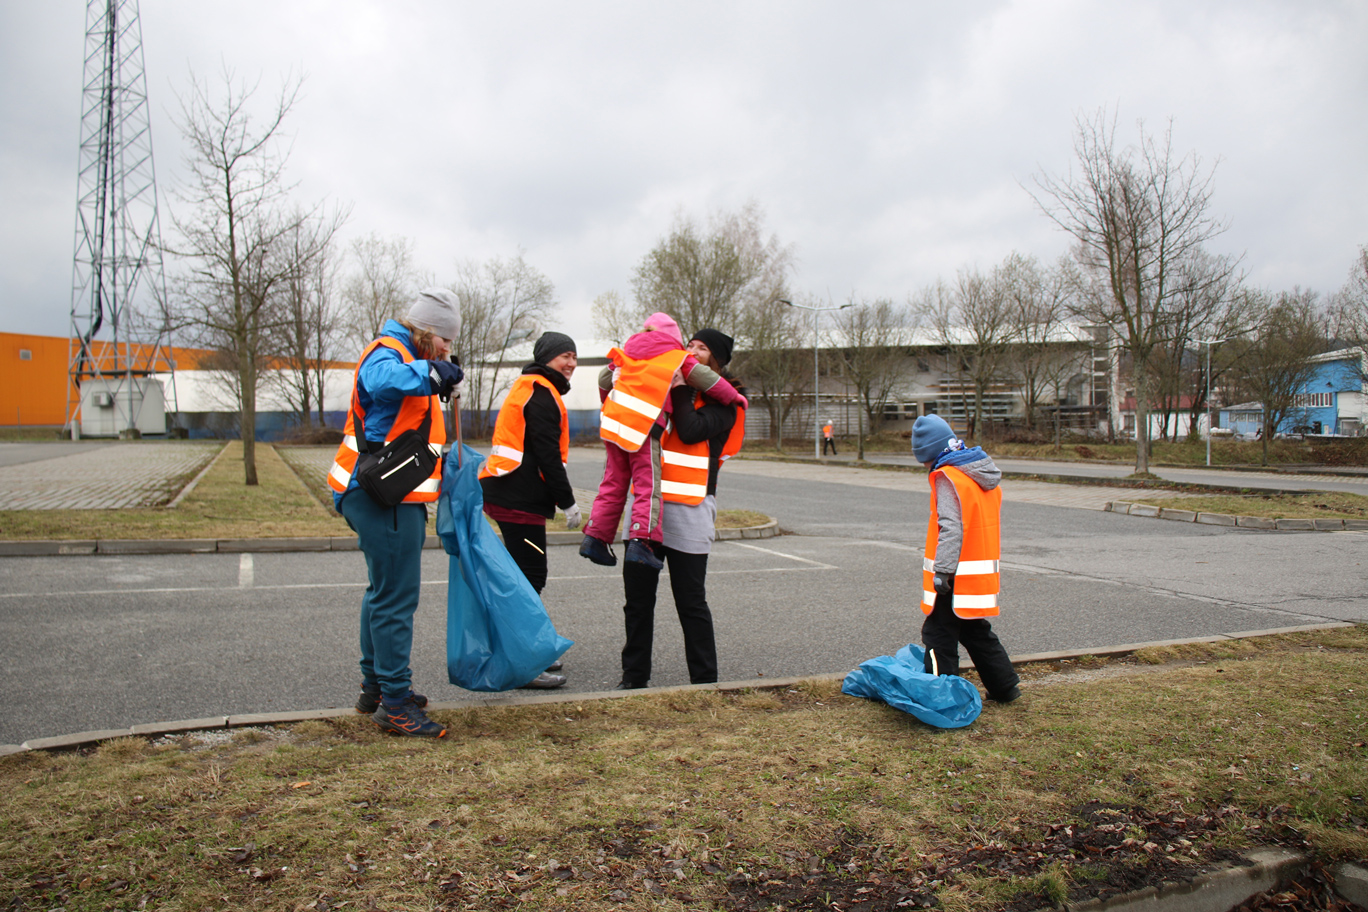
479, 332, 581, 687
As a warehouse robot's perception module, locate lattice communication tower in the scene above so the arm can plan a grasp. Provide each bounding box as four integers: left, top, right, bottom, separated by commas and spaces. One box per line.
67, 0, 176, 438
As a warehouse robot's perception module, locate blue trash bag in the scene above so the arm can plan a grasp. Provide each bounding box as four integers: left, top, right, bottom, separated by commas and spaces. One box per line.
435, 443, 573, 692
842, 644, 982, 729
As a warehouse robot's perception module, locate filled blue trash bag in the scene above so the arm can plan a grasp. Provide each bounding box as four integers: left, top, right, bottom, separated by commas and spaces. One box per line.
435, 443, 573, 692
842, 644, 982, 729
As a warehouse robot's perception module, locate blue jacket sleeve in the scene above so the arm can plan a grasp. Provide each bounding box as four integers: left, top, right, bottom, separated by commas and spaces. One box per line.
358, 348, 432, 404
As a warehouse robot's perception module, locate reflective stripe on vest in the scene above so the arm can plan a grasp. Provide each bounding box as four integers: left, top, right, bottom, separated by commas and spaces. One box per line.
327, 336, 446, 503
600, 348, 688, 452
920, 465, 1003, 618
661, 394, 746, 505
478, 373, 569, 480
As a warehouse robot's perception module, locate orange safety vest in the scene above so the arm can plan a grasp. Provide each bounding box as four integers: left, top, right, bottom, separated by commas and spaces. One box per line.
823, 423, 833, 438
921, 465, 1002, 618
599, 348, 689, 452
478, 373, 569, 480
327, 337, 445, 503
661, 394, 745, 505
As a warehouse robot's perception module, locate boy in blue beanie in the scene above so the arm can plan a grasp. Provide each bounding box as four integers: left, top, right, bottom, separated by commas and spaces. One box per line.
911, 414, 1021, 703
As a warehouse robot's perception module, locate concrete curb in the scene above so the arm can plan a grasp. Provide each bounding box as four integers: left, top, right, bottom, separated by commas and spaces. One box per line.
3, 620, 1351, 755
1062, 848, 1303, 912
1105, 501, 1368, 532
1053, 852, 1368, 912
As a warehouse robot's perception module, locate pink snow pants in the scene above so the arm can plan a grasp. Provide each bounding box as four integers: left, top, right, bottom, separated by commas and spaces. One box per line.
585, 438, 664, 544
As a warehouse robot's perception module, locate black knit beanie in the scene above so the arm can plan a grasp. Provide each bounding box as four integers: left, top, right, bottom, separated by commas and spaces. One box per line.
533, 331, 576, 365
689, 328, 734, 367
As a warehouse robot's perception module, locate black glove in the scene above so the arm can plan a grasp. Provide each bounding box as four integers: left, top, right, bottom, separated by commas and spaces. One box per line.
933, 573, 954, 596
428, 359, 463, 398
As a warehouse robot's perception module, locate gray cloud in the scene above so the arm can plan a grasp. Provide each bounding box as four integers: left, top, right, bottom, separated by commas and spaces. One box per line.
3, 0, 1365, 343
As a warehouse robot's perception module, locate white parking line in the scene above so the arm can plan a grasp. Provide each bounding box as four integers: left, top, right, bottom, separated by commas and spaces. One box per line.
727, 541, 837, 569
238, 553, 254, 588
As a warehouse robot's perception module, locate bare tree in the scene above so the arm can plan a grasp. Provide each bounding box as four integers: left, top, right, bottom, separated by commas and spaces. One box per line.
1227, 289, 1328, 465
998, 253, 1076, 433
1030, 109, 1236, 472
922, 264, 1017, 440
452, 253, 558, 436
830, 297, 912, 460
629, 201, 793, 335
267, 215, 346, 429
1330, 245, 1368, 363
165, 69, 341, 484
590, 289, 635, 347
730, 294, 807, 449
340, 233, 422, 357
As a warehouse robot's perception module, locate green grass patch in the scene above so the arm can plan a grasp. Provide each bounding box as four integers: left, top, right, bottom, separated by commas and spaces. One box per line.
3, 628, 1366, 911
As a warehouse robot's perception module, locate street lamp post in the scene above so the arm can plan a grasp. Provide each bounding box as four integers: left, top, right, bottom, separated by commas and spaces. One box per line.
1195, 337, 1226, 467
782, 299, 851, 459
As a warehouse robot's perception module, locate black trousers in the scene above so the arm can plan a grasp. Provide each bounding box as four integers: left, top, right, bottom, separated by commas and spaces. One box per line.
921, 591, 1019, 699
621, 543, 717, 685
495, 520, 547, 594
822, 437, 837, 455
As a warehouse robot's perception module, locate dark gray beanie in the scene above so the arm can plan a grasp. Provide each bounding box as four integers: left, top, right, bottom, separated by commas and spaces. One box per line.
406, 288, 462, 340
533, 331, 576, 365
912, 414, 957, 464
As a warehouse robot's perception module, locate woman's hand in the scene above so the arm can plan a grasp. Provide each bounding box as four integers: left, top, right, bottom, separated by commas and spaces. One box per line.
670, 368, 686, 389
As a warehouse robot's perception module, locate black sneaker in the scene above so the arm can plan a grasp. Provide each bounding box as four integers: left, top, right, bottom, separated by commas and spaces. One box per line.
615, 680, 647, 690
373, 699, 446, 738
356, 684, 427, 715
624, 538, 664, 570
579, 535, 617, 566
990, 685, 1022, 704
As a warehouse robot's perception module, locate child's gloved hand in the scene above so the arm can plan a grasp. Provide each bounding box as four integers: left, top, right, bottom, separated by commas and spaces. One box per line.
933, 573, 954, 595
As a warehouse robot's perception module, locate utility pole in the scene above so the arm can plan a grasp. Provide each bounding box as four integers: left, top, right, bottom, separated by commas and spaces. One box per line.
67, 0, 175, 439
782, 299, 851, 458
1195, 338, 1226, 467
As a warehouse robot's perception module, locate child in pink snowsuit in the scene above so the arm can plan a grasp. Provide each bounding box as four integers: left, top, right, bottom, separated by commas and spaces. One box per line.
580, 313, 747, 569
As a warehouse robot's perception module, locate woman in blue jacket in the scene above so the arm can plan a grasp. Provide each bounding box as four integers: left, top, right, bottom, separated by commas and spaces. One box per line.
328, 289, 463, 737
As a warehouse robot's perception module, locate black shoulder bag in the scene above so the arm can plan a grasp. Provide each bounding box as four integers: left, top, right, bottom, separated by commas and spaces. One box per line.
352, 394, 440, 509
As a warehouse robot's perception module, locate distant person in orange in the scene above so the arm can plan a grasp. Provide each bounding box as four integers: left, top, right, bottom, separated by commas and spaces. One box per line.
822, 421, 837, 456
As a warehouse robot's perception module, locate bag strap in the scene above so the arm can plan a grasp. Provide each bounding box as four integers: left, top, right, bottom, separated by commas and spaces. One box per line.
350, 344, 433, 454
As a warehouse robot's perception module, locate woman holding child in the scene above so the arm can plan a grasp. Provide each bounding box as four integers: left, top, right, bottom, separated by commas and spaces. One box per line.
611, 328, 746, 689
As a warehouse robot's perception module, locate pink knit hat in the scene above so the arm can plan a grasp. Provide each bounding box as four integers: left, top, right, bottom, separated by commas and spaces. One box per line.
643, 312, 684, 347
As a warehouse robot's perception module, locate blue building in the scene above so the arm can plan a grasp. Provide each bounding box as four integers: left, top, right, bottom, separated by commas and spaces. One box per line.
1218, 348, 1366, 437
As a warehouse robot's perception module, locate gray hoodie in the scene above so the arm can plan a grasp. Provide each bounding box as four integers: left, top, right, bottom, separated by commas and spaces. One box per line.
931, 453, 1002, 575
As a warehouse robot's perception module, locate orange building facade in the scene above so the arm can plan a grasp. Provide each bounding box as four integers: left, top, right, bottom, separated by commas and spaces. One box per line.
2, 332, 214, 428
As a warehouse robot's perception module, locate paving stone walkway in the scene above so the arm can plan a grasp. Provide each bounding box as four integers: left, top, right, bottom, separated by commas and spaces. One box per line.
0, 442, 222, 510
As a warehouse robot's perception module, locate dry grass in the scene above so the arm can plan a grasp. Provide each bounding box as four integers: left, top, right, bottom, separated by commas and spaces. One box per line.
2, 628, 1365, 911
1124, 491, 1368, 520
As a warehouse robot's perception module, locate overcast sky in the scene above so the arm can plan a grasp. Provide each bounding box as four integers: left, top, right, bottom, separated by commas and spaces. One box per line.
3, 1, 1366, 348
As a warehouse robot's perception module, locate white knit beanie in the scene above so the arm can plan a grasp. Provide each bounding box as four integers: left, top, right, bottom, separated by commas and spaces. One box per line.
406, 288, 462, 340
